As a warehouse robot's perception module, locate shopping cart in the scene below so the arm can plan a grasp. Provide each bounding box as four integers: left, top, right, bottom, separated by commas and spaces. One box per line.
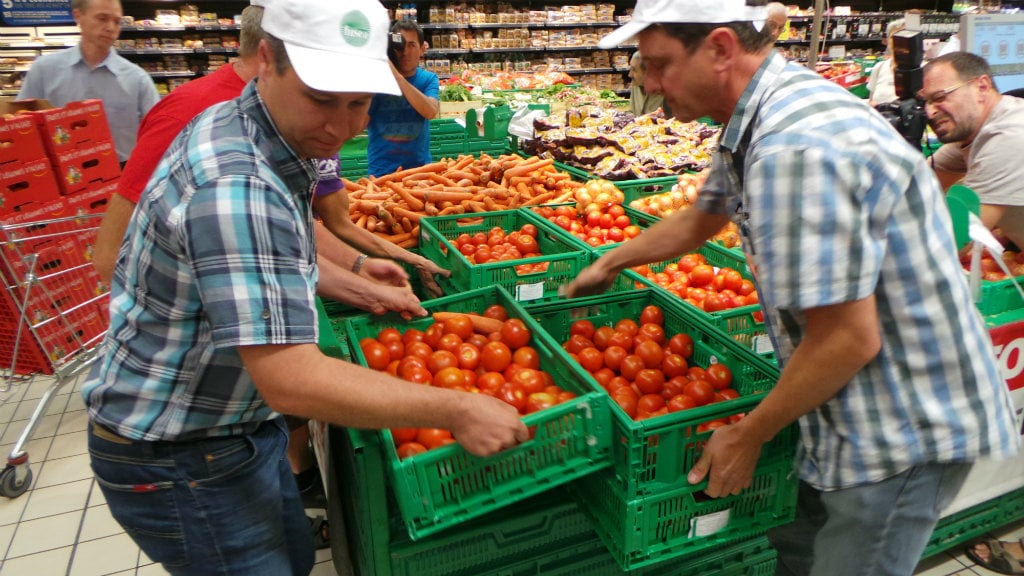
0, 213, 109, 497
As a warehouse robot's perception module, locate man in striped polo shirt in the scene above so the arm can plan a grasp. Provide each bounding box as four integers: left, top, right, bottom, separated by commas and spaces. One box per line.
566, 1, 1020, 574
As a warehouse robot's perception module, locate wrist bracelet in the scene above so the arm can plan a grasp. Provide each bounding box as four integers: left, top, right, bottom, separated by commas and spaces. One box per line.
352, 254, 368, 274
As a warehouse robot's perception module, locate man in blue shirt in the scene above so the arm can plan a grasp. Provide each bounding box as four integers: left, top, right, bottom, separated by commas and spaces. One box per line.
18, 0, 159, 163
367, 20, 440, 177
566, 1, 1019, 575
82, 1, 528, 574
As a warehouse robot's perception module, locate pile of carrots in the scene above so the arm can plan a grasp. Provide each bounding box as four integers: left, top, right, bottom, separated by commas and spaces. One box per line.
342, 154, 582, 247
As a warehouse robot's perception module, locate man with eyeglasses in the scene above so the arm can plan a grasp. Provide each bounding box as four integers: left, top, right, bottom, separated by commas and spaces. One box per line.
922, 52, 1024, 249
366, 20, 440, 177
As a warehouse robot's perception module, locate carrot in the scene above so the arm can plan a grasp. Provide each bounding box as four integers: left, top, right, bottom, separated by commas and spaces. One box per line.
397, 237, 418, 249
438, 205, 464, 215
424, 190, 475, 203
504, 158, 553, 181
386, 182, 425, 211
427, 173, 458, 187
384, 231, 414, 244
523, 191, 555, 206
390, 205, 422, 224
431, 312, 504, 335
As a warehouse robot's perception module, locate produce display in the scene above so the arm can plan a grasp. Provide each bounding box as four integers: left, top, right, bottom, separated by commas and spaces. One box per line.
628, 172, 743, 249
358, 308, 578, 458
629, 253, 760, 313
481, 84, 624, 110
557, 304, 742, 423
521, 107, 720, 180
960, 246, 1024, 280
530, 178, 646, 248
449, 69, 577, 91
449, 222, 550, 274
341, 154, 581, 247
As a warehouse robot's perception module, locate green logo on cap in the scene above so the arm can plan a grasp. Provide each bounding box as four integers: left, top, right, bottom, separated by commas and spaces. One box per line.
340, 11, 371, 47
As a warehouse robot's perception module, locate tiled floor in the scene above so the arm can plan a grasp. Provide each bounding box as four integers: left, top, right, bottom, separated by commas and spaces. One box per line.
0, 371, 1022, 576
0, 373, 337, 576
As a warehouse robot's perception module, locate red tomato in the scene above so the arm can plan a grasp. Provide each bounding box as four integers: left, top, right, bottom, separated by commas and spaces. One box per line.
592, 326, 615, 350
360, 339, 391, 371
500, 319, 531, 349
512, 346, 540, 370
634, 369, 666, 395
497, 382, 528, 413
634, 339, 665, 369
684, 379, 716, 406
592, 367, 616, 388
637, 393, 665, 414
397, 355, 428, 379
689, 264, 715, 288
721, 269, 744, 293
481, 341, 512, 372
611, 389, 639, 418
483, 304, 509, 321
603, 345, 628, 371
703, 293, 727, 313
637, 323, 666, 345
391, 427, 418, 445
433, 366, 466, 389
705, 363, 734, 390
663, 375, 690, 398
717, 388, 741, 401
520, 223, 538, 237
443, 315, 474, 340
477, 372, 506, 394
687, 366, 707, 381
639, 305, 664, 326
383, 339, 405, 362
416, 428, 454, 450
467, 333, 490, 349
511, 368, 546, 395
564, 334, 595, 355
577, 347, 604, 373
437, 333, 463, 354
377, 327, 402, 344
667, 394, 698, 412
667, 334, 694, 359
607, 330, 634, 352
661, 354, 689, 379
526, 392, 557, 414
456, 343, 481, 370
423, 323, 444, 349
397, 442, 428, 459
678, 253, 705, 273
619, 354, 645, 381
570, 319, 596, 340
402, 328, 425, 346
427, 350, 458, 374
615, 318, 639, 337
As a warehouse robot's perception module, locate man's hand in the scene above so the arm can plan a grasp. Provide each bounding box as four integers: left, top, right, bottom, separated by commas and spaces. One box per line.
686, 419, 763, 497
448, 393, 530, 457
413, 255, 450, 298
561, 261, 618, 299
368, 284, 427, 318
361, 257, 410, 287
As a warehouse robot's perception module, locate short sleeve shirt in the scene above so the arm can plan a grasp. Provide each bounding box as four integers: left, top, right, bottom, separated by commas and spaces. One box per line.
82, 81, 320, 441
367, 67, 439, 176
697, 53, 1019, 490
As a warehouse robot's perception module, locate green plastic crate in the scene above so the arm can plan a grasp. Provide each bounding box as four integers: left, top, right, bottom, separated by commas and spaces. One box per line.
525, 289, 793, 500
575, 457, 797, 571
923, 485, 1024, 559
344, 286, 611, 539
418, 209, 590, 303
974, 273, 1024, 317
315, 297, 350, 361
496, 534, 777, 576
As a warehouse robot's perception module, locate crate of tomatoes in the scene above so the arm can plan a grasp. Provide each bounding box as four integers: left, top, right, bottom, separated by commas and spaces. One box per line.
527, 202, 658, 254
418, 209, 589, 303
344, 286, 611, 539
525, 289, 797, 569
621, 243, 774, 360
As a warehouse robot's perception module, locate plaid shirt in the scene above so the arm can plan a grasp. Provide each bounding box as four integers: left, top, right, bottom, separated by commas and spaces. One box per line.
698, 53, 1019, 490
83, 81, 320, 441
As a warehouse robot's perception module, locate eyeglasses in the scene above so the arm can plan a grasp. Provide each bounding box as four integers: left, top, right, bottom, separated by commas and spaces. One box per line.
915, 77, 978, 106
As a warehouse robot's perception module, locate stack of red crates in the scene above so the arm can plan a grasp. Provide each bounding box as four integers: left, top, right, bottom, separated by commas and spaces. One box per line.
0, 99, 117, 374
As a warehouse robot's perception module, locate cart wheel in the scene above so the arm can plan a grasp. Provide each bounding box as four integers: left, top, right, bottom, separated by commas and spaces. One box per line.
0, 465, 32, 498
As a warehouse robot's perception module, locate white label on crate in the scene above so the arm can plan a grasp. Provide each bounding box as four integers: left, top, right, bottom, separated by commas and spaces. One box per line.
515, 282, 544, 301
754, 334, 774, 355
689, 509, 731, 537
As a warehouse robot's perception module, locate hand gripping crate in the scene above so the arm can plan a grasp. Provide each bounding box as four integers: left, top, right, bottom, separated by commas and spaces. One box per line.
343, 285, 611, 539
418, 209, 590, 303
524, 289, 798, 570
0, 211, 110, 498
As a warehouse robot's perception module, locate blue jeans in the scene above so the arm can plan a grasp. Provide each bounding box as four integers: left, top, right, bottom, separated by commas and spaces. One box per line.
769, 462, 971, 576
88, 417, 314, 576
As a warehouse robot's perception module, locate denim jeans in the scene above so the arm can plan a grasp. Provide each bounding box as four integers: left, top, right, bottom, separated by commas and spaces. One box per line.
769, 461, 971, 576
88, 416, 314, 576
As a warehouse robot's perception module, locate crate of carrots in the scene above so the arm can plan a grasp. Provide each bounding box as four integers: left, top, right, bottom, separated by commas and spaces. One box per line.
345, 286, 611, 540
341, 154, 583, 249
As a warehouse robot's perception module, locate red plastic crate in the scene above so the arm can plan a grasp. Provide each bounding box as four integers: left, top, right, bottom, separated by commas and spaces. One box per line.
49, 139, 121, 196
0, 157, 62, 217
0, 114, 47, 168
28, 100, 115, 159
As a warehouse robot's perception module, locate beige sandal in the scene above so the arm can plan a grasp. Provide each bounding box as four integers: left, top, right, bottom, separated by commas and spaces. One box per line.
965, 538, 1024, 575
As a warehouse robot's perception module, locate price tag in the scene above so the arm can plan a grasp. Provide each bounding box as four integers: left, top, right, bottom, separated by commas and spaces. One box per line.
689, 509, 731, 537
515, 282, 544, 301
754, 334, 774, 355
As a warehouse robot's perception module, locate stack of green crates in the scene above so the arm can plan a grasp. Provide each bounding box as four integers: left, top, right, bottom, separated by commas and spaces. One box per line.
525, 289, 798, 571
343, 286, 611, 539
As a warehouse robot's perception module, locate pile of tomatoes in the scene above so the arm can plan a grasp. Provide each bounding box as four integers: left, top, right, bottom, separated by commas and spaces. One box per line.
533, 203, 643, 248
559, 304, 742, 424
631, 253, 760, 313
359, 307, 577, 459
449, 223, 549, 274
959, 247, 1024, 281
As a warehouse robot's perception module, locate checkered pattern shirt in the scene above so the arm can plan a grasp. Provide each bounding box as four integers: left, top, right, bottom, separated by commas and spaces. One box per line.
698, 53, 1019, 490
83, 82, 321, 441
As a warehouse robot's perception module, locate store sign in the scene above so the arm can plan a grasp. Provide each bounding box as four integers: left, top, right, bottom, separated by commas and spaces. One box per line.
1, 0, 74, 26
990, 319, 1024, 391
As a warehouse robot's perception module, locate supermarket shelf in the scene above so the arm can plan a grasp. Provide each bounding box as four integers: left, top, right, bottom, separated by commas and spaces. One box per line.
422, 21, 616, 29
147, 71, 196, 78
117, 48, 195, 55
120, 24, 240, 32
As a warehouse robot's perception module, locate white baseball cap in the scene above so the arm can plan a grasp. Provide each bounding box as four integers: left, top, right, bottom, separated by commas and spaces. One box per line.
598, 0, 768, 49
261, 0, 400, 95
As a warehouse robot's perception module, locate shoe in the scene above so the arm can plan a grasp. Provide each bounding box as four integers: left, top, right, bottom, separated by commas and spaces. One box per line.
966, 538, 1024, 575
308, 515, 330, 550
298, 468, 327, 510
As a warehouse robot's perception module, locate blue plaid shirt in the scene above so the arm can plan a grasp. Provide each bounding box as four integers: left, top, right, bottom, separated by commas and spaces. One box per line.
83, 81, 320, 441
698, 53, 1019, 490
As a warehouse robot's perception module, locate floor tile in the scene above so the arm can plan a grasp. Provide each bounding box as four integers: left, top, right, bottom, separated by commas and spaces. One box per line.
78, 504, 123, 542
56, 409, 88, 437
68, 532, 139, 576
21, 478, 91, 522
0, 402, 17, 426
0, 413, 60, 445
0, 545, 72, 576
22, 377, 62, 402
33, 453, 92, 490
137, 560, 172, 575
87, 481, 105, 508
0, 491, 29, 528
915, 551, 977, 576
65, 393, 85, 414
0, 435, 55, 472
0, 524, 15, 561
48, 430, 87, 460
311, 559, 340, 576
6, 510, 80, 557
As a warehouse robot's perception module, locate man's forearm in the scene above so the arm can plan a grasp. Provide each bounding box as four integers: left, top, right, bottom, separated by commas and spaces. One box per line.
396, 74, 439, 119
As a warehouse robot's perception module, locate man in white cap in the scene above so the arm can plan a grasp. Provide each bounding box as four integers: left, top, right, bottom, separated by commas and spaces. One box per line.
81, 1, 529, 574
564, 1, 1018, 574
